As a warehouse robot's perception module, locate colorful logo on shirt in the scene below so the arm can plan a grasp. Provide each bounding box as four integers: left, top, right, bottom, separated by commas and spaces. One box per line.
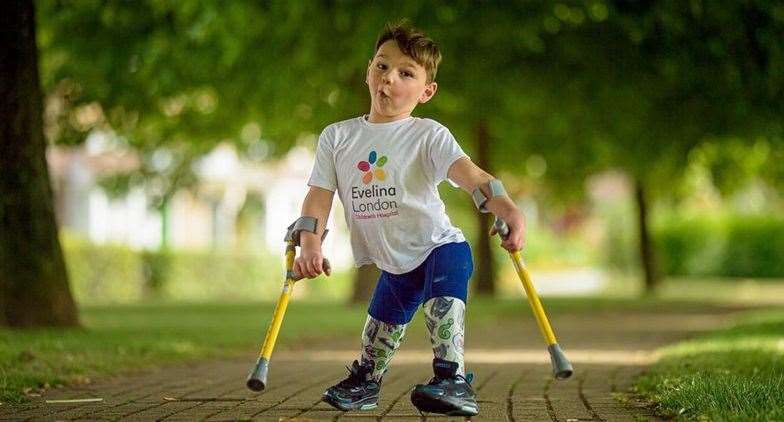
357, 150, 388, 184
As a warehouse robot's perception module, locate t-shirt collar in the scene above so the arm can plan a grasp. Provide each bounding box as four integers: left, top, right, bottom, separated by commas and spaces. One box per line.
360, 114, 415, 129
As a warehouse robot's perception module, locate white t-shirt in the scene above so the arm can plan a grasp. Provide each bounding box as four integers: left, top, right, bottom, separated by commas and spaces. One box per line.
307, 115, 469, 274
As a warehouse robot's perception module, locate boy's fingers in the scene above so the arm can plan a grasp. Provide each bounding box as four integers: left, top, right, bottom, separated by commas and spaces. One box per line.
501, 238, 521, 252
305, 260, 317, 278
292, 261, 304, 279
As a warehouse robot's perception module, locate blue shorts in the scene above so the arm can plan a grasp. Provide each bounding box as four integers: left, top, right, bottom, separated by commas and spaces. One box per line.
368, 241, 473, 324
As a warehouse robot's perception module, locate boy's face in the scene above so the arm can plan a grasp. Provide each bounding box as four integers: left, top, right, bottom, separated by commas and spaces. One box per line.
366, 40, 437, 121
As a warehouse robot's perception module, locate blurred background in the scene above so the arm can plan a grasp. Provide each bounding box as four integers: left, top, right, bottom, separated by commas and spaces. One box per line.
4, 0, 784, 325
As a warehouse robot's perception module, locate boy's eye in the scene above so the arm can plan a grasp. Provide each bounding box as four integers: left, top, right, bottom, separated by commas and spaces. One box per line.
376, 63, 387, 70
402, 71, 413, 78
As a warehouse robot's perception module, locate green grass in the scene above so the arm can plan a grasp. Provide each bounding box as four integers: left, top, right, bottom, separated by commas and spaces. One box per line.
634, 308, 784, 421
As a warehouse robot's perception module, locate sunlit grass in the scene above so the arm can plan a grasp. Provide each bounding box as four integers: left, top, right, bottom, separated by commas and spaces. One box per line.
635, 309, 784, 421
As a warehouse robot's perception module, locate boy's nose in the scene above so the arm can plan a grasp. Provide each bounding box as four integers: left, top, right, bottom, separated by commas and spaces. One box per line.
381, 71, 397, 84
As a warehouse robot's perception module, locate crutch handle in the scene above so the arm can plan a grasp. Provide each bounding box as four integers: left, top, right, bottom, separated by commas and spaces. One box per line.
493, 218, 510, 239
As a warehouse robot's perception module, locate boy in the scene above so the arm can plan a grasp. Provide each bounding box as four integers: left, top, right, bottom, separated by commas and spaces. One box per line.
294, 22, 525, 416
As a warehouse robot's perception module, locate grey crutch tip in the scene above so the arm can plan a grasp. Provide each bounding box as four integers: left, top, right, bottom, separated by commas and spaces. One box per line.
547, 344, 574, 379
247, 357, 270, 392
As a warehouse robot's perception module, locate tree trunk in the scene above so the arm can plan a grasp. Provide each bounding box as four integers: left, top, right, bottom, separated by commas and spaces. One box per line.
350, 264, 380, 305
634, 177, 659, 294
474, 119, 495, 296
0, 1, 79, 327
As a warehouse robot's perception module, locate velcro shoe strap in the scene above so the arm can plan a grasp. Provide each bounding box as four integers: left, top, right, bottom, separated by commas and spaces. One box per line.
433, 358, 459, 379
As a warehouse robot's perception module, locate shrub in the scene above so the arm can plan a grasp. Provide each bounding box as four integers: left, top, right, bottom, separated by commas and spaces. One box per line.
653, 214, 784, 278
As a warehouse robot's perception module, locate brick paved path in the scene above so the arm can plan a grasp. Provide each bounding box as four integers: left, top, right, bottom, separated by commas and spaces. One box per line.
1, 306, 743, 421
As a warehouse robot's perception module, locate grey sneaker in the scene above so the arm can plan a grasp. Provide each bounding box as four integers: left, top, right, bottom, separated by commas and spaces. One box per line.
410, 358, 479, 416
322, 360, 380, 411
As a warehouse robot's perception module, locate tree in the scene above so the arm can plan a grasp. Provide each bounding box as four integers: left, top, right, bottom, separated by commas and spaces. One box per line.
506, 0, 784, 292
1, 0, 79, 327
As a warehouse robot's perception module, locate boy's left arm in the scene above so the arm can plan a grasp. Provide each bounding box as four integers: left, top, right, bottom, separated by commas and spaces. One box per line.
447, 157, 526, 252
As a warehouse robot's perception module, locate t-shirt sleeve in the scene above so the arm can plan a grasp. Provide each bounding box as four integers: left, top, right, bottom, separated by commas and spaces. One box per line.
307, 127, 338, 192
428, 126, 469, 187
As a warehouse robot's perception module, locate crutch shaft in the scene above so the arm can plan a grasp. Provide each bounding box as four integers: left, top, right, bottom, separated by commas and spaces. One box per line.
259, 247, 296, 357
510, 250, 557, 346
258, 286, 292, 359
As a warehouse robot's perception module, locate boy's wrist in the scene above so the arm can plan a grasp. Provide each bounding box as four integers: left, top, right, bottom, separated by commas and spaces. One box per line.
486, 196, 517, 221
299, 231, 322, 250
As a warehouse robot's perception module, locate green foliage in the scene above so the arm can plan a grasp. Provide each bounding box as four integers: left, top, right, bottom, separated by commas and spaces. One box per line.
62, 233, 145, 303
654, 214, 784, 278
654, 216, 725, 277
636, 309, 784, 421
140, 249, 172, 297
60, 232, 351, 305
600, 201, 639, 274
36, 0, 784, 189
162, 249, 352, 303
721, 216, 784, 277
687, 138, 784, 198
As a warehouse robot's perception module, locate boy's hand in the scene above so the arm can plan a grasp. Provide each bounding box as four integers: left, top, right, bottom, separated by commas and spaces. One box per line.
293, 247, 332, 279
489, 213, 526, 252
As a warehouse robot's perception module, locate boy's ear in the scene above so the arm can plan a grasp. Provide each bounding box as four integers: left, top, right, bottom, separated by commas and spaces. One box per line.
418, 82, 438, 104
365, 59, 373, 85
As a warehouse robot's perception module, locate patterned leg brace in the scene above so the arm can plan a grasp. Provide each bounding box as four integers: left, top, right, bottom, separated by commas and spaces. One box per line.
423, 296, 466, 376
359, 314, 407, 382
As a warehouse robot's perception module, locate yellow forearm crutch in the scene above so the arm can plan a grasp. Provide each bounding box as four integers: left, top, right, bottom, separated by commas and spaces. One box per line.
247, 218, 330, 392
494, 218, 573, 379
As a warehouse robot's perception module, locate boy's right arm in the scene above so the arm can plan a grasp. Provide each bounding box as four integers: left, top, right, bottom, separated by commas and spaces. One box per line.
294, 186, 335, 279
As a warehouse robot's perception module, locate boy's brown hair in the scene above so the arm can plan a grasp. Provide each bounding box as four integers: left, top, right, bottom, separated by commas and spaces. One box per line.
375, 21, 442, 83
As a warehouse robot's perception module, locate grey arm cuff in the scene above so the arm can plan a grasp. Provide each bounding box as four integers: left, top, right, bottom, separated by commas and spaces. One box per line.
471, 179, 507, 213
284, 216, 329, 245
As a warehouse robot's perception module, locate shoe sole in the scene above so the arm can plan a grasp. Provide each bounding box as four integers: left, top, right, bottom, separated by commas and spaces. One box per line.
322, 394, 378, 411
410, 392, 479, 416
